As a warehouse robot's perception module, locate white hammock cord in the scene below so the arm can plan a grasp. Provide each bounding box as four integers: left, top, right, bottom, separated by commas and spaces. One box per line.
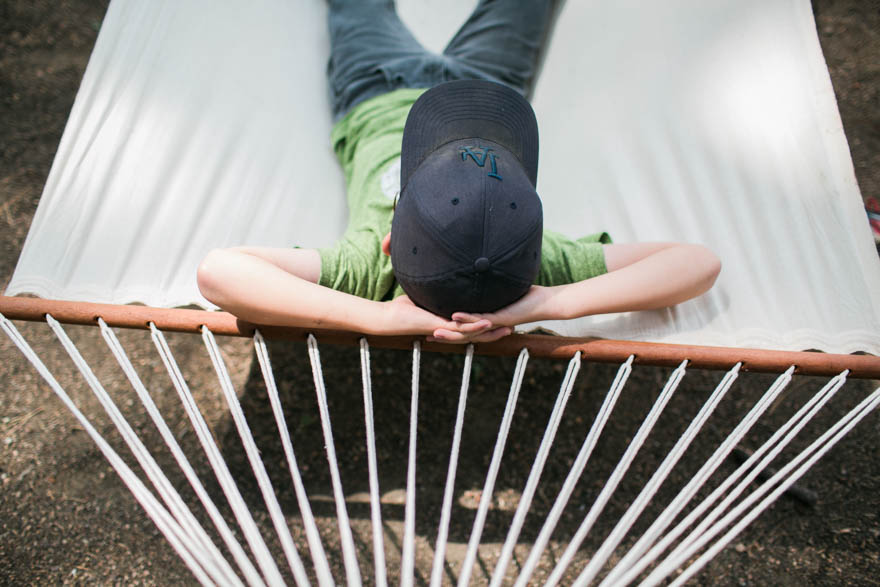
95, 318, 250, 587
4, 311, 876, 586
572, 361, 742, 586
401, 340, 421, 587
428, 344, 475, 587
669, 386, 880, 587
201, 327, 310, 587
544, 359, 689, 587
642, 369, 846, 585
610, 365, 796, 585
0, 314, 216, 587
253, 330, 335, 587
45, 315, 238, 586
51, 316, 238, 584
306, 334, 363, 587
456, 347, 529, 587
149, 324, 286, 587
489, 351, 582, 587
513, 355, 635, 587
104, 319, 264, 587
642, 370, 851, 586
603, 362, 802, 586
357, 338, 388, 587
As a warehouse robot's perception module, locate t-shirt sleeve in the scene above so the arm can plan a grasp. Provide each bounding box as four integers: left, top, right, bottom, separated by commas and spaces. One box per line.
318, 231, 396, 302
536, 230, 612, 286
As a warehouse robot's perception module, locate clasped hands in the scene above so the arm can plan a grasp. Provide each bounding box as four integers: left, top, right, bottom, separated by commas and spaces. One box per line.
389, 286, 548, 344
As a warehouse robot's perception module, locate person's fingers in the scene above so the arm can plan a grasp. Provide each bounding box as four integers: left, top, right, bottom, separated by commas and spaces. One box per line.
431, 328, 463, 341
451, 311, 485, 323
454, 319, 492, 333
471, 326, 512, 343
433, 319, 492, 336
429, 326, 512, 344
428, 329, 470, 344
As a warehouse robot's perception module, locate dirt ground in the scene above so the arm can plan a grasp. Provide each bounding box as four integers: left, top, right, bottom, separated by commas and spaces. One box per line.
1, 1, 879, 585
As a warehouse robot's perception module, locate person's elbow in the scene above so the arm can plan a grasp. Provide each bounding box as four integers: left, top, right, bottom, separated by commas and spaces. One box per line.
197, 248, 232, 306
691, 244, 721, 294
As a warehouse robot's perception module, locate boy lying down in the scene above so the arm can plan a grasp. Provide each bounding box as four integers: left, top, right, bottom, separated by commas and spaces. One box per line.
196, 0, 721, 344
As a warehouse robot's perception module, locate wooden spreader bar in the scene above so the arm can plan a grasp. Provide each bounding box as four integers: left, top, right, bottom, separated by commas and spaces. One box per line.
2, 296, 878, 379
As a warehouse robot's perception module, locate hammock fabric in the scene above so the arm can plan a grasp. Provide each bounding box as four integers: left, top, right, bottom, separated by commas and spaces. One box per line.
5, 0, 880, 353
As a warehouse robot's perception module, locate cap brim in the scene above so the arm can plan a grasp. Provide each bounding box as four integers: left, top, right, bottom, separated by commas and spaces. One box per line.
401, 80, 539, 189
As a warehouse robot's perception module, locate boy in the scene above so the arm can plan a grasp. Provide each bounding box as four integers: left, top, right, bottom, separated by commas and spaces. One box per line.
197, 0, 721, 344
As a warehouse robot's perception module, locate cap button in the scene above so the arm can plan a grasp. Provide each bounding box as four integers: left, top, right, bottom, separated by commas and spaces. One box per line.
474, 257, 490, 273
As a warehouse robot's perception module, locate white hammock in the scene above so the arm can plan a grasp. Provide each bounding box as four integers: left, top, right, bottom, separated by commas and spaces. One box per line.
3, 0, 880, 584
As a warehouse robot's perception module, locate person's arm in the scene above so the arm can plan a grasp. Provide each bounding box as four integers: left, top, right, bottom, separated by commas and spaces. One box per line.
432, 242, 721, 341
196, 247, 504, 339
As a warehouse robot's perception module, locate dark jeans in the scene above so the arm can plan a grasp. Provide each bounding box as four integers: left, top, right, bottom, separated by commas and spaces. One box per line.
327, 0, 555, 120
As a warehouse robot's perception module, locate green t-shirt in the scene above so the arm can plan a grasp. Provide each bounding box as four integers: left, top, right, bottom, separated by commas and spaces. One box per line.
319, 88, 611, 302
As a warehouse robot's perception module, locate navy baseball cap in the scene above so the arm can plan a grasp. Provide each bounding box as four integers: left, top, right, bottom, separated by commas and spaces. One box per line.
391, 80, 543, 318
